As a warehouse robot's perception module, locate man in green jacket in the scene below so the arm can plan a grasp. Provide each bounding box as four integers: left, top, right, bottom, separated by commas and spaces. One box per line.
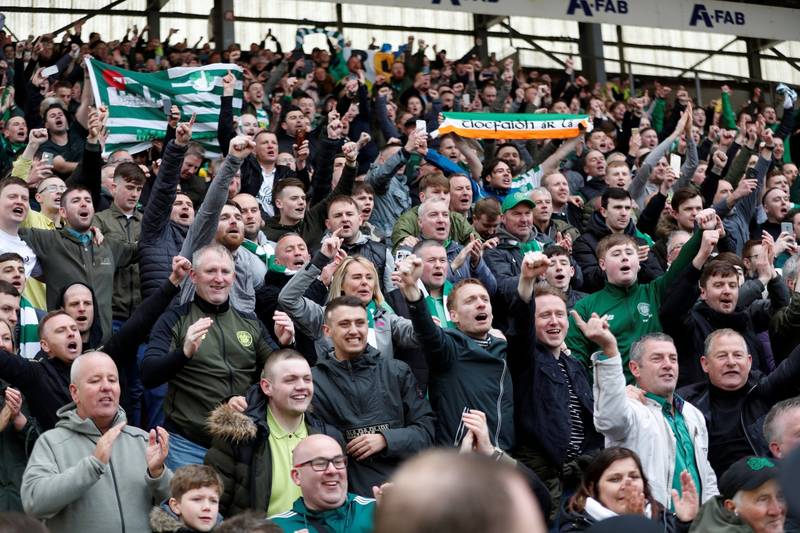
141, 244, 282, 470
566, 207, 719, 383
92, 162, 145, 325
21, 185, 137, 346
269, 434, 375, 533
391, 172, 478, 253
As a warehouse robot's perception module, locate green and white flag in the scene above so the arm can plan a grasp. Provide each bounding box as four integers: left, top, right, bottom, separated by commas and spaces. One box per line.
85, 57, 244, 158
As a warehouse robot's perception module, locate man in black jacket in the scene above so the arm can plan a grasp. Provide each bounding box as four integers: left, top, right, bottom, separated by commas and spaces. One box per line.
310, 291, 435, 497
0, 256, 187, 430
397, 247, 550, 453
678, 329, 800, 478
254, 233, 328, 361
205, 349, 341, 517
510, 284, 603, 517
572, 187, 664, 293
661, 256, 789, 386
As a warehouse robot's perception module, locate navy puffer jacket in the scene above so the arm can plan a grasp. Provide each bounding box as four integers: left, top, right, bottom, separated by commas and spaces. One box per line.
138, 141, 190, 299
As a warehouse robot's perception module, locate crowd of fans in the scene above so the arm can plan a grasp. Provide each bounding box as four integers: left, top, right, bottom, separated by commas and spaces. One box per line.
0, 17, 799, 533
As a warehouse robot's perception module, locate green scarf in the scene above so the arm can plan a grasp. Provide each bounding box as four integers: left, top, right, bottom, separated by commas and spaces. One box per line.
518, 239, 542, 255
242, 239, 270, 264
423, 280, 453, 328
266, 255, 293, 275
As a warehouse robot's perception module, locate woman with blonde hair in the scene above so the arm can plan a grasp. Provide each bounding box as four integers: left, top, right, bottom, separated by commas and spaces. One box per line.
279, 235, 419, 363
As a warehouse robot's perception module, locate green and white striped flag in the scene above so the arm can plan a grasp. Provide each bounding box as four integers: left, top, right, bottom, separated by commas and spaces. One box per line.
85, 57, 243, 158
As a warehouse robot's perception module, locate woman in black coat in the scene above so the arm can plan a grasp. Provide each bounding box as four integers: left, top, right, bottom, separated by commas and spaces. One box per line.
559, 447, 697, 533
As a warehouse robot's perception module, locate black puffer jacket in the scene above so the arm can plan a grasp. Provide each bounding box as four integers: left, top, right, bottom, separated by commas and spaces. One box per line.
660, 264, 789, 386
572, 211, 665, 293
311, 346, 435, 497
254, 268, 329, 364
138, 140, 190, 299
204, 384, 342, 517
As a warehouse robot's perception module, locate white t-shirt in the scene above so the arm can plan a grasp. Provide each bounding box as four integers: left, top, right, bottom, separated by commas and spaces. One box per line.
0, 228, 40, 278
257, 167, 277, 218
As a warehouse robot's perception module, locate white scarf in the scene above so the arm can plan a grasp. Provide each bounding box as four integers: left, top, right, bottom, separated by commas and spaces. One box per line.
584, 497, 653, 522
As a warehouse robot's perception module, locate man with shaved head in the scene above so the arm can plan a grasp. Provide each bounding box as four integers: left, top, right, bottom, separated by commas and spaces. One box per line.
22, 352, 171, 533
206, 349, 341, 516
269, 434, 376, 533
375, 450, 546, 533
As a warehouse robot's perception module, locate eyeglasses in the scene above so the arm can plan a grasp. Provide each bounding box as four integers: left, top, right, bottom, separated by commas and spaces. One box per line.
38, 184, 66, 193
294, 454, 348, 472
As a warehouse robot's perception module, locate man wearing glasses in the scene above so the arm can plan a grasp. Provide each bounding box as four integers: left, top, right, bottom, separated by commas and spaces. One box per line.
270, 434, 376, 533
31, 176, 65, 229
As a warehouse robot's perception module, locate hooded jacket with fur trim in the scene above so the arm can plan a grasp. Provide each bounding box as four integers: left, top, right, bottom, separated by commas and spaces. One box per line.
204, 383, 341, 517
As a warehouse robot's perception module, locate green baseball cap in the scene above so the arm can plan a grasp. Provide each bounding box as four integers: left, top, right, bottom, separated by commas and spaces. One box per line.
501, 191, 535, 213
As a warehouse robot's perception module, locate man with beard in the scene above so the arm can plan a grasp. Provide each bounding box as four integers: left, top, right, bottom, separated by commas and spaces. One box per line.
678, 329, 800, 477
177, 137, 265, 314
21, 185, 137, 346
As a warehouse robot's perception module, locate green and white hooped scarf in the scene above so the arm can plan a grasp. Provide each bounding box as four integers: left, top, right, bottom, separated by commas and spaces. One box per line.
266, 255, 297, 276
419, 280, 453, 328
241, 239, 274, 265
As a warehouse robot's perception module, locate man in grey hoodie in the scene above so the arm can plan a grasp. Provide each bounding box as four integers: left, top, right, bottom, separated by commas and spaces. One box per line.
21, 352, 171, 532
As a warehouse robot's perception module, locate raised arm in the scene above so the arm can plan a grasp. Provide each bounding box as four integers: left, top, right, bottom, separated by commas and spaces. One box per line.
179, 135, 251, 258
571, 311, 636, 440
277, 251, 329, 339
140, 140, 187, 241
397, 254, 459, 373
